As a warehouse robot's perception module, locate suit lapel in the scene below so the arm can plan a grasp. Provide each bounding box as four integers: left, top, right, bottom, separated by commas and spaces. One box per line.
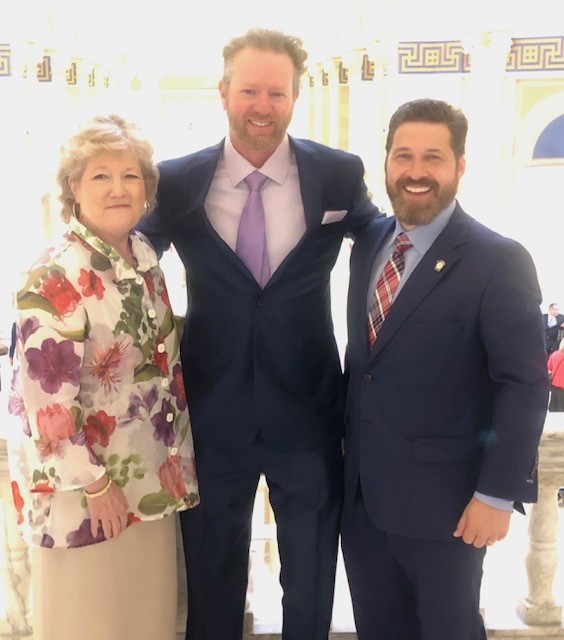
368, 206, 469, 362
192, 137, 324, 287
291, 137, 324, 230
190, 140, 264, 285
260, 138, 324, 287
188, 141, 224, 207
351, 218, 396, 353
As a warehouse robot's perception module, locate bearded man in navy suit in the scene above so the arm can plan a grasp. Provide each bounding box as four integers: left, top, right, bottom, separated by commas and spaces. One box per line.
137, 28, 381, 640
342, 99, 548, 640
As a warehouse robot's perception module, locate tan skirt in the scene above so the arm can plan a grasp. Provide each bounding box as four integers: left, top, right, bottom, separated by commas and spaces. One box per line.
31, 515, 178, 640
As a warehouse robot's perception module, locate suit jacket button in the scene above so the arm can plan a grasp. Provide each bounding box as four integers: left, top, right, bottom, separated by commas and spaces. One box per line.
363, 373, 373, 382
257, 298, 267, 307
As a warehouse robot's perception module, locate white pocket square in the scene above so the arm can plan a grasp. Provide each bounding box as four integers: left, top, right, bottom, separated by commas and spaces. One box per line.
321, 209, 348, 224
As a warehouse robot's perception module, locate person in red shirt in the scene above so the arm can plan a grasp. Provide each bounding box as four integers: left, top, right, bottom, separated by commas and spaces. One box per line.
548, 339, 564, 411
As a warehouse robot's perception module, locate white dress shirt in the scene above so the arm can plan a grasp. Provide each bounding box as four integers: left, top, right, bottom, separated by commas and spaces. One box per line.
204, 135, 306, 274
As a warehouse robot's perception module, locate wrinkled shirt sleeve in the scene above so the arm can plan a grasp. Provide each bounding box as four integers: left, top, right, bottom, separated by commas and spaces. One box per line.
13, 261, 105, 491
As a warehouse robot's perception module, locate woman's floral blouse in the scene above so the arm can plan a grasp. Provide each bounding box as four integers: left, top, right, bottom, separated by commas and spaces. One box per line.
8, 217, 199, 549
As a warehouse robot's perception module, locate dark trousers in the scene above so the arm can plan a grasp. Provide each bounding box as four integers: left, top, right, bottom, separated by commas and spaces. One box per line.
549, 385, 564, 412
341, 490, 487, 640
180, 437, 343, 640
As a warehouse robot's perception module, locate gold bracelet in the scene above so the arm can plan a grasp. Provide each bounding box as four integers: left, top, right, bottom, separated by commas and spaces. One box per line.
84, 476, 112, 499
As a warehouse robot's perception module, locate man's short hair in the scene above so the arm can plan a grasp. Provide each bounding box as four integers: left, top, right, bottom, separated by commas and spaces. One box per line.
386, 99, 468, 159
222, 28, 308, 94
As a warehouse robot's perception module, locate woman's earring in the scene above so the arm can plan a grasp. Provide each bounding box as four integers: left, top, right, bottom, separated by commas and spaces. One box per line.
72, 202, 80, 218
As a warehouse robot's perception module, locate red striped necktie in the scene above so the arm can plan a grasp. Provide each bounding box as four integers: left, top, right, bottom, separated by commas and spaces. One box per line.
367, 232, 412, 348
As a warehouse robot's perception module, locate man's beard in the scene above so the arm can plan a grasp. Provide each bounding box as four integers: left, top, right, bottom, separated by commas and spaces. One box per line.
386, 175, 458, 227
227, 110, 292, 152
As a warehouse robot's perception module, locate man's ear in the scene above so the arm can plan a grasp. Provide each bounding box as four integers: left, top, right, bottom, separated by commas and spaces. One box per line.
219, 80, 228, 111
457, 155, 466, 180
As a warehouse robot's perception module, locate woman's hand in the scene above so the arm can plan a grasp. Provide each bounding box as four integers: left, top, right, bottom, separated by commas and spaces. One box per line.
85, 475, 129, 540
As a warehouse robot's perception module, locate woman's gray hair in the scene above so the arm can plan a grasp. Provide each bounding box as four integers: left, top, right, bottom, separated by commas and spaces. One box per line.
57, 113, 159, 223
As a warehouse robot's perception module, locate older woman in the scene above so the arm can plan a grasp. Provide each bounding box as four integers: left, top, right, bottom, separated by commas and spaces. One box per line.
8, 114, 199, 640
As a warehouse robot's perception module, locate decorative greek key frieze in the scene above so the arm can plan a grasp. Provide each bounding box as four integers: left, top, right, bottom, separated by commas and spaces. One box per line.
398, 36, 564, 73
66, 62, 77, 85
507, 36, 564, 71
398, 41, 470, 74
36, 55, 52, 82
361, 54, 374, 81
0, 44, 11, 77
338, 61, 348, 84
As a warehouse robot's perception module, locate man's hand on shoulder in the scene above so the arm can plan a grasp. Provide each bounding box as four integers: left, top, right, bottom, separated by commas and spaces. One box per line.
453, 497, 511, 549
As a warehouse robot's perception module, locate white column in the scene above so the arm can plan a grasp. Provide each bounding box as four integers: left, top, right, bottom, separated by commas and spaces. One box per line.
347, 41, 396, 211
460, 31, 513, 227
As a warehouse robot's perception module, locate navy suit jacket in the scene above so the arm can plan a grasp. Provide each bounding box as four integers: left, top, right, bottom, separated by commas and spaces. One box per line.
345, 204, 549, 540
138, 136, 381, 451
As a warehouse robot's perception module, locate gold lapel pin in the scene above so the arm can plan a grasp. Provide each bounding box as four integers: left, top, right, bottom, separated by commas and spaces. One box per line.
434, 260, 446, 272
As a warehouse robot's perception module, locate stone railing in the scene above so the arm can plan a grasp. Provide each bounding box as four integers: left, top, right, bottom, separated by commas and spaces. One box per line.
0, 439, 33, 638
1, 412, 564, 639
517, 411, 564, 627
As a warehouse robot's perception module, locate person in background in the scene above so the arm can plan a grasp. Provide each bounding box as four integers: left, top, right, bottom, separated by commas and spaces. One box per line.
548, 338, 564, 411
342, 99, 548, 640
7, 114, 199, 640
137, 27, 382, 640
549, 339, 564, 505
544, 302, 564, 354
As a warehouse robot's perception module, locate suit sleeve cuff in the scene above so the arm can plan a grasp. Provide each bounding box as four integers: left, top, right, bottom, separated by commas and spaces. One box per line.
474, 491, 514, 512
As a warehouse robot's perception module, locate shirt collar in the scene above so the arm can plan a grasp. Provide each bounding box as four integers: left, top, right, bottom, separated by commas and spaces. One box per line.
67, 216, 158, 278
223, 134, 292, 187
389, 200, 456, 255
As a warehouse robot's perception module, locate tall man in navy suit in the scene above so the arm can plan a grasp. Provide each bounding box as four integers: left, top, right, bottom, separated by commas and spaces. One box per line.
342, 99, 549, 640
137, 28, 381, 640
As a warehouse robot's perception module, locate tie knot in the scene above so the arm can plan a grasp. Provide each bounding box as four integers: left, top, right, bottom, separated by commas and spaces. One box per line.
394, 232, 412, 254
244, 170, 269, 192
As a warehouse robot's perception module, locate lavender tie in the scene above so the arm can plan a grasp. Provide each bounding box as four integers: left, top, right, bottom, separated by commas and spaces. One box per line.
236, 171, 270, 287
